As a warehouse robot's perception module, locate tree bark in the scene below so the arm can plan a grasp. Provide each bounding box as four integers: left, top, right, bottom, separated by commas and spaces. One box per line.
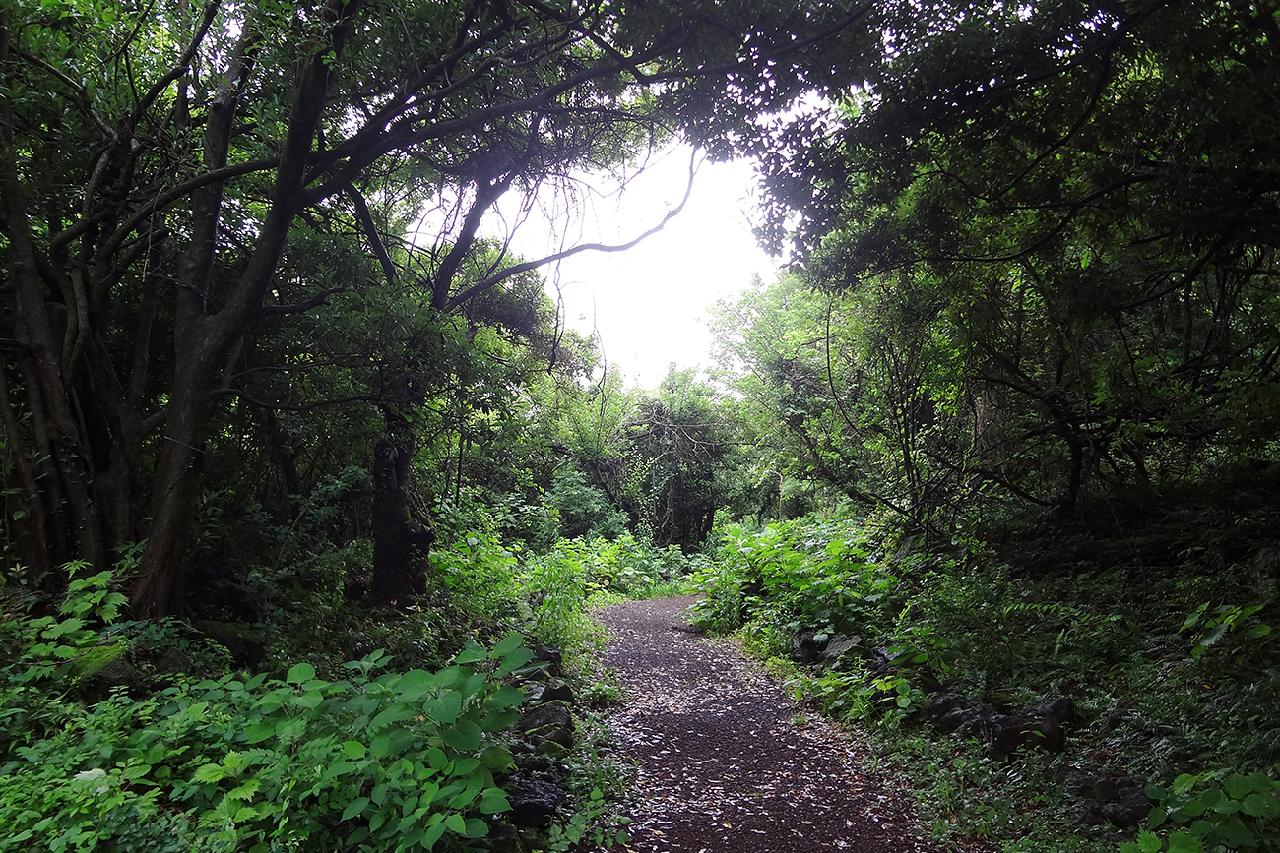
370, 435, 432, 607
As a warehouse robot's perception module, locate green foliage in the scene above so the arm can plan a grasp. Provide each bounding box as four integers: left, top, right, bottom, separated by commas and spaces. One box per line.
691, 517, 898, 643
694, 513, 1280, 849
432, 531, 522, 625
1125, 771, 1280, 853
521, 540, 607, 659
1180, 603, 1273, 661
542, 714, 632, 852
0, 572, 532, 851
9, 563, 128, 685
542, 469, 627, 543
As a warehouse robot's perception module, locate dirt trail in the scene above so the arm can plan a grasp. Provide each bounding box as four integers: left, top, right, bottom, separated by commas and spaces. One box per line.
595, 596, 943, 853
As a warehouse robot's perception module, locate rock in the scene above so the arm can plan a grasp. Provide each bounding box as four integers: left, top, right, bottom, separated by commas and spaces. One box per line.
541, 679, 574, 704
927, 693, 1001, 737
504, 772, 568, 827
531, 643, 563, 677
485, 822, 528, 853
818, 635, 862, 669
1065, 768, 1152, 829
1099, 780, 1152, 828
80, 656, 145, 702
1101, 705, 1130, 733
1027, 697, 1078, 727
924, 693, 972, 726
925, 693, 1074, 757
193, 620, 266, 667
517, 700, 574, 750
1063, 766, 1094, 797
790, 630, 829, 664
989, 713, 1065, 758
153, 646, 194, 675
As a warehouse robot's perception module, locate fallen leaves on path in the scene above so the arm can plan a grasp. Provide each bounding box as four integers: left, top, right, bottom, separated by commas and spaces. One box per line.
595, 596, 944, 853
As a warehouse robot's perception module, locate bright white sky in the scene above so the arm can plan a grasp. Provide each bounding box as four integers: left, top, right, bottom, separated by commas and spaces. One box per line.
485, 146, 780, 388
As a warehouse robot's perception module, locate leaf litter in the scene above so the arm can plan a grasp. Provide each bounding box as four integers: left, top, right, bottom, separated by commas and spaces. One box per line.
594, 596, 957, 853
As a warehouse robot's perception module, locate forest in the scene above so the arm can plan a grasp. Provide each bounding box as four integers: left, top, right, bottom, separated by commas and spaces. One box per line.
0, 0, 1277, 850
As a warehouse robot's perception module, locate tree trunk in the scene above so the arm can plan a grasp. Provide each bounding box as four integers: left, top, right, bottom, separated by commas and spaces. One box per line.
129, 349, 218, 616
370, 435, 432, 607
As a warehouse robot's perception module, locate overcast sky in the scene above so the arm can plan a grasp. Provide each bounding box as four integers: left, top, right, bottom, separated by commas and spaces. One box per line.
484, 146, 779, 388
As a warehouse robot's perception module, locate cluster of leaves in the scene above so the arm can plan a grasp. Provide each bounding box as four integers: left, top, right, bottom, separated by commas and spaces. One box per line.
690, 517, 899, 643
519, 534, 695, 661
0, 571, 534, 852
1125, 771, 1280, 852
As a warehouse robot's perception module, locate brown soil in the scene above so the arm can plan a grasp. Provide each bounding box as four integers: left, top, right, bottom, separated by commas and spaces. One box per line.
594, 596, 947, 853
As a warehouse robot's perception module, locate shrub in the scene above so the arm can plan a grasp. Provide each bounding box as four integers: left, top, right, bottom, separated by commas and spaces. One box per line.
0, 570, 534, 851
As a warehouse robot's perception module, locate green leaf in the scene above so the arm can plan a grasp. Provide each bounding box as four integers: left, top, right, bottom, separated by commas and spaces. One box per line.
1241, 791, 1280, 819
1216, 816, 1256, 847
455, 643, 487, 664
422, 822, 447, 850
443, 720, 482, 751
1173, 773, 1200, 795
1135, 830, 1162, 853
427, 691, 462, 724
487, 685, 526, 711
370, 734, 391, 758
287, 662, 316, 684
397, 669, 433, 701
1225, 773, 1260, 800
1167, 831, 1202, 853
464, 818, 488, 838
445, 814, 467, 834
489, 633, 526, 658
193, 763, 225, 784
495, 647, 536, 677
342, 740, 366, 759
370, 704, 412, 730
478, 787, 511, 814
341, 797, 368, 821
243, 722, 276, 744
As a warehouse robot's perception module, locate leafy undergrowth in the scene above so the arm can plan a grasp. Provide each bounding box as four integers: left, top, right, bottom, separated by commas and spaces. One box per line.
0, 565, 535, 851
689, 514, 1280, 852
0, 531, 694, 852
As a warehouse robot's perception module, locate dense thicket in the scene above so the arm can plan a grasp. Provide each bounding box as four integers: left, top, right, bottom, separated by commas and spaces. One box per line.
729, 0, 1280, 535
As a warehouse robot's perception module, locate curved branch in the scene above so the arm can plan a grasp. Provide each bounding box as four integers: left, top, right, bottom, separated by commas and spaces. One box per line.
445, 148, 700, 310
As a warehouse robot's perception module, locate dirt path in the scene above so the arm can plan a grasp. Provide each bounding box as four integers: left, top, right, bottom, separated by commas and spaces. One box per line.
595, 596, 942, 853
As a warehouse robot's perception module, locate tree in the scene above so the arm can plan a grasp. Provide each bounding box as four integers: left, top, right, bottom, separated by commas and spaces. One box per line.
0, 0, 867, 615
740, 0, 1280, 521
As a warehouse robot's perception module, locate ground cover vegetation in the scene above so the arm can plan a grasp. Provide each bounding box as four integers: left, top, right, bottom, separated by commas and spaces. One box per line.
2, 0, 1279, 850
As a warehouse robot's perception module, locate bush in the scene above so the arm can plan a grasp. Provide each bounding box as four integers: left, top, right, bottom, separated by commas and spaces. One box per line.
542, 469, 626, 542
0, 570, 533, 851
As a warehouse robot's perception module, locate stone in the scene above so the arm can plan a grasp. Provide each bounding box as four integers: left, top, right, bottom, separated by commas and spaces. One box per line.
790, 630, 828, 664
989, 713, 1065, 758
504, 773, 567, 827
517, 700, 574, 750
1027, 697, 1078, 727
153, 646, 194, 675
531, 643, 563, 677
193, 620, 266, 667
541, 678, 574, 704
1065, 769, 1152, 829
925, 693, 1073, 757
818, 635, 862, 669
80, 656, 145, 703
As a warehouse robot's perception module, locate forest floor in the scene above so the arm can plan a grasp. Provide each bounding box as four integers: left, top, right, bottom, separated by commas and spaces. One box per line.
595, 596, 947, 853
